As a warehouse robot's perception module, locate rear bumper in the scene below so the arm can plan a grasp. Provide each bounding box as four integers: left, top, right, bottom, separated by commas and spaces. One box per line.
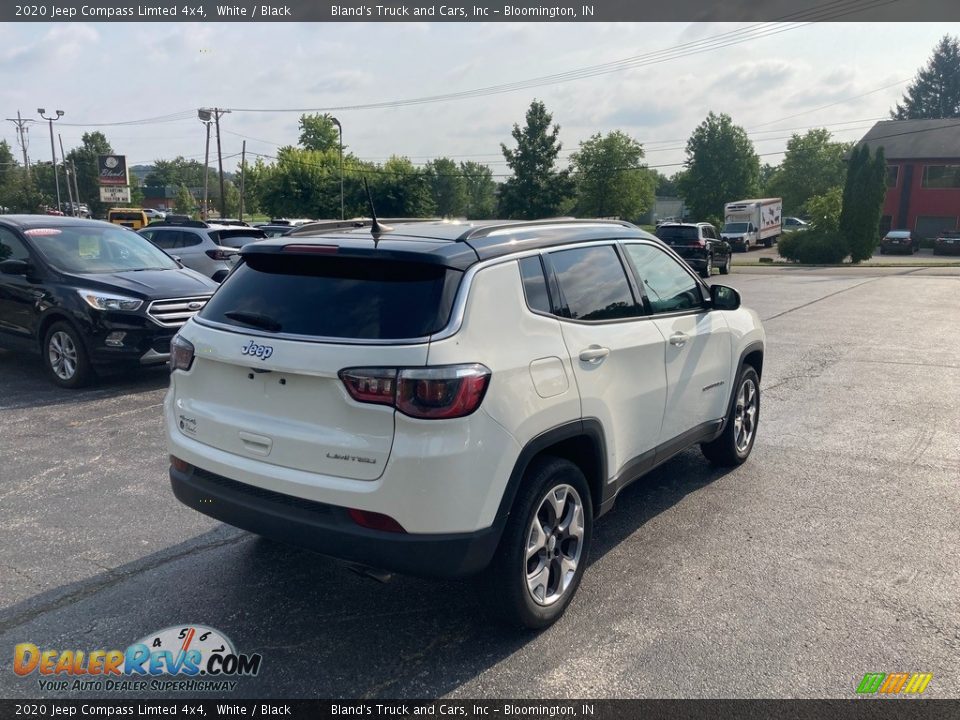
169, 463, 501, 578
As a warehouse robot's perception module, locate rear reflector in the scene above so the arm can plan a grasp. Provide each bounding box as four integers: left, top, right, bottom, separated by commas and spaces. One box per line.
170, 455, 192, 473
348, 509, 406, 533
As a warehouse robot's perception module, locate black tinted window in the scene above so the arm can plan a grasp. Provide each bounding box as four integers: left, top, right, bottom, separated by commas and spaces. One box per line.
549, 246, 640, 321
655, 226, 699, 243
0, 229, 31, 262
518, 256, 551, 314
201, 255, 461, 340
181, 232, 203, 248
148, 230, 179, 250
624, 244, 703, 314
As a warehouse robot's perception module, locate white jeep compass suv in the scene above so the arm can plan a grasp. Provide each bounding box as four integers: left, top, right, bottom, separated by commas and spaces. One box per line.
166, 219, 765, 628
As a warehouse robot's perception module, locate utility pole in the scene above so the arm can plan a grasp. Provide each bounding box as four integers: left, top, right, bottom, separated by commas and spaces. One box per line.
331, 117, 344, 220
239, 140, 246, 223
198, 109, 213, 220
38, 109, 65, 212
70, 161, 82, 215
6, 111, 31, 179
58, 134, 75, 215
214, 108, 230, 219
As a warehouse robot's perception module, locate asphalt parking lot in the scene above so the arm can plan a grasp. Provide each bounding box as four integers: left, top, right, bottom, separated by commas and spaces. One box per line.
1, 265, 958, 699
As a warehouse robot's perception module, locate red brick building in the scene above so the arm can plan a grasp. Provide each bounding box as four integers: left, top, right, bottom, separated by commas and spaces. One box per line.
857, 119, 960, 239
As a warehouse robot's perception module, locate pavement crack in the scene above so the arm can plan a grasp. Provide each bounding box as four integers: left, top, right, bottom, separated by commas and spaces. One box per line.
0, 531, 249, 634
763, 278, 879, 321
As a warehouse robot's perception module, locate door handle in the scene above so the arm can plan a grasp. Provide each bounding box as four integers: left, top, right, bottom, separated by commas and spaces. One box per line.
669, 332, 689, 347
579, 346, 610, 364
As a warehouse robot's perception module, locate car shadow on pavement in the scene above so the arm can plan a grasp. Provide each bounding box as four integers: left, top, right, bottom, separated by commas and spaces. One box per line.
0, 349, 169, 411
0, 449, 734, 700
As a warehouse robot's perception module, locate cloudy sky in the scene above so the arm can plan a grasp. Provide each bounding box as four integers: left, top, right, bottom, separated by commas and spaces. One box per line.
1, 22, 957, 177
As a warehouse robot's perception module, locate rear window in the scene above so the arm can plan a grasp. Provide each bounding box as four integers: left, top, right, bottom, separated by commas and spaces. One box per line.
656, 226, 699, 242
211, 228, 268, 248
200, 255, 462, 340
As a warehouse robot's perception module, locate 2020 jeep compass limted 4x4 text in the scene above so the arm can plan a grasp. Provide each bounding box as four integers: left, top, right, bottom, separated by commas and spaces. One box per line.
166, 219, 765, 628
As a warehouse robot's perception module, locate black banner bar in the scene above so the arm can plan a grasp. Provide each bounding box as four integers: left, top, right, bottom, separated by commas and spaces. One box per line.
1, 700, 959, 719
4, 0, 960, 22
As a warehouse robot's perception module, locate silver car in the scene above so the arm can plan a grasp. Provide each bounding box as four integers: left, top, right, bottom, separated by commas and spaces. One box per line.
139, 220, 267, 282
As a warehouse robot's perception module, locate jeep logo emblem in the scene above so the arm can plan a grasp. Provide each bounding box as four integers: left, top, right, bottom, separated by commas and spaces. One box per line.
241, 340, 274, 360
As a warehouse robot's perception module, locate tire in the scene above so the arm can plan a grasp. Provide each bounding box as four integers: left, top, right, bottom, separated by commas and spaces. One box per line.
719, 254, 730, 275
701, 365, 760, 467
700, 255, 713, 279
477, 457, 593, 630
763, 238, 773, 248
43, 321, 94, 388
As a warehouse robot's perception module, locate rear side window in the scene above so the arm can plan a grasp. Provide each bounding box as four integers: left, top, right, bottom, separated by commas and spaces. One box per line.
201, 255, 462, 340
148, 230, 178, 250
180, 232, 203, 248
548, 246, 640, 321
518, 256, 552, 314
655, 226, 699, 243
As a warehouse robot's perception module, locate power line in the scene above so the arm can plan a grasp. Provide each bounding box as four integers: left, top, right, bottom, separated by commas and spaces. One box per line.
226, 0, 900, 114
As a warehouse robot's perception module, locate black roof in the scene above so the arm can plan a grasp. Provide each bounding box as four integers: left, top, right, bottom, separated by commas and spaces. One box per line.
0, 215, 118, 230
243, 219, 656, 270
855, 119, 960, 160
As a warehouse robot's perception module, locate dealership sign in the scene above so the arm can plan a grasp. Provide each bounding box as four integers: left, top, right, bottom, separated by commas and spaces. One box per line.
100, 186, 131, 203
98, 155, 129, 186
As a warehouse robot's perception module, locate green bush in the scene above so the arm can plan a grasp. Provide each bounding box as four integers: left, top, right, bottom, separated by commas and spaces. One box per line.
777, 229, 848, 264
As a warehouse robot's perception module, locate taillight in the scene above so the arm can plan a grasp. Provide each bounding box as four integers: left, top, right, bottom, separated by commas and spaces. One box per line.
339, 364, 491, 419
205, 247, 236, 261
169, 335, 195, 372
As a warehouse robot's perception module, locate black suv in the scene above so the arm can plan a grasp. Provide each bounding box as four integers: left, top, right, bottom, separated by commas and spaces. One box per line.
654, 222, 731, 278
0, 216, 218, 387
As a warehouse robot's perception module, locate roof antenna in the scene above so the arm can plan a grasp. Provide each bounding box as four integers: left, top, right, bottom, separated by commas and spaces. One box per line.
363, 177, 392, 240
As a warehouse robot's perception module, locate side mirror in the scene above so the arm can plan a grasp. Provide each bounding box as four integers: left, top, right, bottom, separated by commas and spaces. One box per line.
710, 284, 741, 311
0, 259, 29, 275
171, 256, 184, 266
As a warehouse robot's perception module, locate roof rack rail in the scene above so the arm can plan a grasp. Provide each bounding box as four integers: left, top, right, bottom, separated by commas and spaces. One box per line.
284, 217, 440, 237
457, 218, 635, 241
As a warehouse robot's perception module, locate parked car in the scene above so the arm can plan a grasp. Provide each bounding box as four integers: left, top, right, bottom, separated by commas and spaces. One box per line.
654, 222, 731, 277
107, 208, 150, 230
166, 218, 765, 629
0, 215, 216, 387
933, 230, 960, 256
879, 230, 916, 255
143, 208, 167, 221
208, 218, 251, 227
254, 224, 296, 238
782, 217, 809, 232
139, 218, 268, 282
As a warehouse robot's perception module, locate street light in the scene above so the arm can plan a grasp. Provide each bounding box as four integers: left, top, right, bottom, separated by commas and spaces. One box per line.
330, 116, 344, 220
38, 108, 64, 212
198, 108, 213, 219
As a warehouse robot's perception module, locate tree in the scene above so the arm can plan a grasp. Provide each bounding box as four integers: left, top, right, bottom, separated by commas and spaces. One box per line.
570, 131, 654, 220
298, 114, 342, 153
63, 132, 113, 216
460, 161, 497, 218
805, 186, 844, 234
651, 170, 681, 197
498, 100, 573, 219
0, 140, 15, 189
892, 35, 960, 119
677, 113, 759, 224
144, 157, 209, 189
839, 144, 887, 263
758, 163, 778, 195
174, 184, 196, 215
425, 157, 468, 217
766, 129, 851, 214
371, 156, 436, 217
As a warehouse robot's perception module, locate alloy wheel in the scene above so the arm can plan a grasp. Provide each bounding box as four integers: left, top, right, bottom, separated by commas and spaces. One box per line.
525, 484, 585, 606
48, 331, 78, 381
733, 377, 758, 452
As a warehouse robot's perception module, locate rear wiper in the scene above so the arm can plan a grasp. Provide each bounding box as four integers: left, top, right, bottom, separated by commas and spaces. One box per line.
223, 310, 282, 332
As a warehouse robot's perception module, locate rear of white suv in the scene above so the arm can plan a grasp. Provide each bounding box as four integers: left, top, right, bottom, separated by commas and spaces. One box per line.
166, 221, 764, 628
